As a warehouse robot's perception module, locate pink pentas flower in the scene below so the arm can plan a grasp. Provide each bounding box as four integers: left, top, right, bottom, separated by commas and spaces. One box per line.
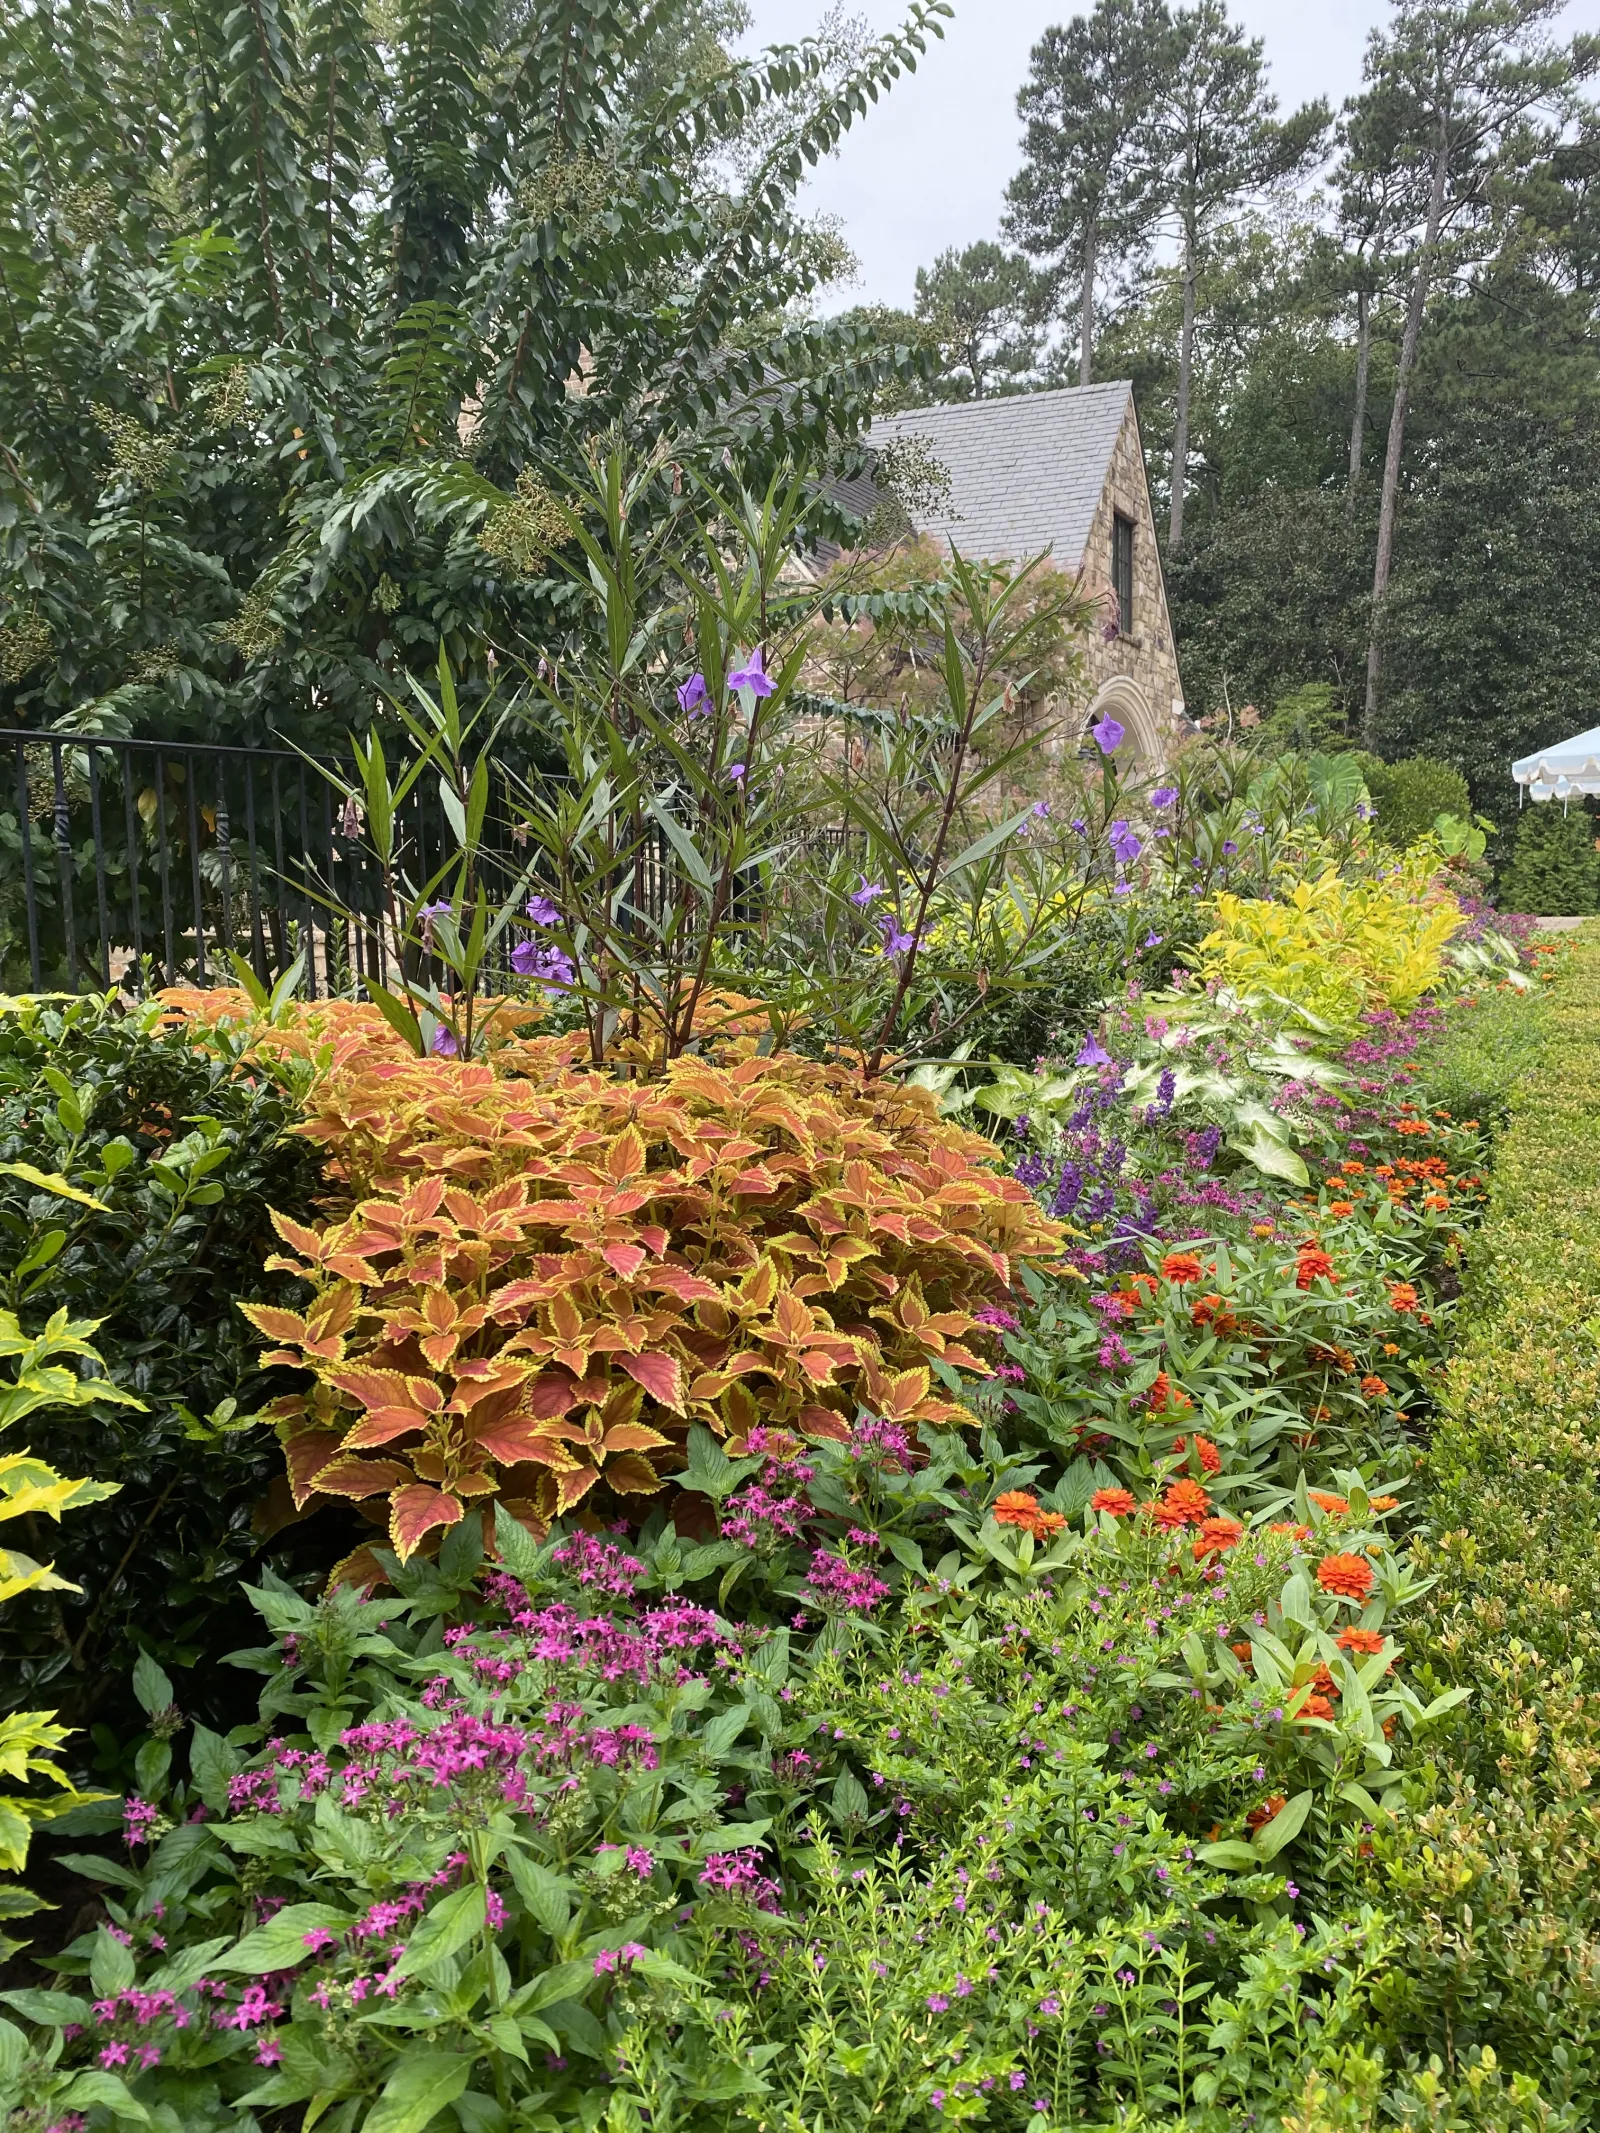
803, 1547, 889, 1615
699, 1850, 782, 1913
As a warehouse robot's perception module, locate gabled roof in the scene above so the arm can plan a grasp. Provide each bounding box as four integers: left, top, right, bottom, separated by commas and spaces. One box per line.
867, 380, 1134, 569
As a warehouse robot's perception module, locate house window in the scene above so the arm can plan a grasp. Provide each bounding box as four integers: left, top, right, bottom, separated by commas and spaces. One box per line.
1112, 512, 1134, 637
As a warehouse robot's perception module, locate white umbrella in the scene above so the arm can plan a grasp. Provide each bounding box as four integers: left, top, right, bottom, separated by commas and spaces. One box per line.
1511, 724, 1600, 805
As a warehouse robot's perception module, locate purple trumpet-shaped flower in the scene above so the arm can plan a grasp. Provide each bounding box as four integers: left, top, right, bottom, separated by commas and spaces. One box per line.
432, 1026, 459, 1057
1091, 714, 1125, 755
526, 895, 560, 925
511, 938, 576, 989
727, 762, 747, 785
727, 648, 774, 698
1150, 785, 1178, 810
1076, 1031, 1111, 1068
851, 875, 886, 907
879, 915, 916, 957
677, 673, 709, 716
1108, 819, 1142, 867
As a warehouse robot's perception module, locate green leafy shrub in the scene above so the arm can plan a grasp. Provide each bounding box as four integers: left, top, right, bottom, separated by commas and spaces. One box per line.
1495, 804, 1600, 914
0, 996, 324, 1729
1356, 753, 1472, 851
1344, 936, 1600, 2114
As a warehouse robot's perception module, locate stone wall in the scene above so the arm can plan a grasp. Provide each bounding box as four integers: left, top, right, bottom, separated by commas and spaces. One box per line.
1072, 401, 1186, 763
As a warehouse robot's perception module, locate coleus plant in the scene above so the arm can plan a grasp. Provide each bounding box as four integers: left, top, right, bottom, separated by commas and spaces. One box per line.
239, 1025, 1065, 1578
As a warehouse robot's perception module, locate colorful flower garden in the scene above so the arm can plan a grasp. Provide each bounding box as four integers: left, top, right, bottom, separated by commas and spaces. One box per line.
0, 555, 1591, 2132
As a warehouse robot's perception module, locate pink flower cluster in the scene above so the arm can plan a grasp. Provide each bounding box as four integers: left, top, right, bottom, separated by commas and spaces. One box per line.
227, 1698, 659, 1820
551, 1531, 644, 1597
721, 1468, 811, 1549
846, 1414, 915, 1468
802, 1548, 890, 1615
593, 1941, 648, 1975
466, 1584, 734, 1685
122, 1796, 160, 1847
698, 1848, 783, 1912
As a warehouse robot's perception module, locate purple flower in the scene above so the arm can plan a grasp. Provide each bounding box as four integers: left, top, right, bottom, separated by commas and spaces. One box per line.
1031, 800, 1050, 818
927, 1993, 950, 2013
432, 1026, 459, 1057
1070, 817, 1087, 834
851, 876, 886, 907
727, 648, 774, 697
1150, 785, 1178, 809
727, 762, 746, 785
1076, 1032, 1111, 1068
417, 898, 451, 950
511, 937, 576, 989
1222, 839, 1238, 856
879, 915, 916, 957
526, 895, 560, 925
1108, 819, 1142, 867
1091, 714, 1125, 755
676, 673, 709, 716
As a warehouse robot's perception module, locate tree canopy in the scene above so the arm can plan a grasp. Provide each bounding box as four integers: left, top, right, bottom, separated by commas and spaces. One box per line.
0, 0, 949, 747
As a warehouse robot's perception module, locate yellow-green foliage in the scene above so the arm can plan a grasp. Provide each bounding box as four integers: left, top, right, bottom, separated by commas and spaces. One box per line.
0, 1309, 135, 1888
1198, 861, 1463, 1036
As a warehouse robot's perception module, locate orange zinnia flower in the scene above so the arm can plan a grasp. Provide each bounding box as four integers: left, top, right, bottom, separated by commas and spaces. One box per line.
1193, 1515, 1243, 1561
1298, 1692, 1336, 1722
1340, 1161, 1366, 1177
1423, 1194, 1449, 1212
1251, 1222, 1276, 1237
1151, 1477, 1211, 1528
1269, 1520, 1312, 1539
1161, 1250, 1205, 1285
1317, 1552, 1375, 1600
1310, 1663, 1339, 1696
1336, 1627, 1387, 1655
1091, 1486, 1136, 1518
993, 1491, 1064, 1540
1190, 1292, 1236, 1334
1230, 1640, 1254, 1664
1295, 1245, 1334, 1289
1246, 1793, 1287, 1833
1359, 1375, 1389, 1398
1144, 1371, 1192, 1416
1387, 1282, 1419, 1313
1308, 1489, 1350, 1515
1368, 1494, 1399, 1513
1173, 1433, 1222, 1475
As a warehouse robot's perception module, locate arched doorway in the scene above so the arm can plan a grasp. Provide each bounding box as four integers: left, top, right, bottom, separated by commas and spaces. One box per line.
1081, 676, 1166, 770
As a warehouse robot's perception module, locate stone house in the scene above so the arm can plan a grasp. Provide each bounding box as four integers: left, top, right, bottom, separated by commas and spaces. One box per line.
860, 382, 1188, 767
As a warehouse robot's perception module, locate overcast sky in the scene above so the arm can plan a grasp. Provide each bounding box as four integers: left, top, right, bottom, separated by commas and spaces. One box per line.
737, 0, 1600, 312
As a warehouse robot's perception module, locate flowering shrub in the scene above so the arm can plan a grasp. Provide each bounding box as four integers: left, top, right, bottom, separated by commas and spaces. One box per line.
243, 1040, 1062, 1570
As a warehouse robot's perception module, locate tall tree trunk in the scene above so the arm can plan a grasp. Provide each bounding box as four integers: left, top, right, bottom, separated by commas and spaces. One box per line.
1079, 216, 1097, 388
1346, 285, 1370, 503
1168, 241, 1197, 550
1364, 144, 1449, 741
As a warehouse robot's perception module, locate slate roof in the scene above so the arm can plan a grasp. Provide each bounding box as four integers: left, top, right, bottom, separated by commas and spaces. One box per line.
866, 381, 1133, 568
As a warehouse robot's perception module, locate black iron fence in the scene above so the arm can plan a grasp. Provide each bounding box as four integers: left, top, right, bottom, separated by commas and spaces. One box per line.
0, 731, 858, 998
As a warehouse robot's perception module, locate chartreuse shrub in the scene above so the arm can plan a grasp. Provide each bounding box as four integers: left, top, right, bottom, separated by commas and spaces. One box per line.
1, 1310, 135, 1949
1198, 860, 1464, 1040
0, 994, 324, 1729
232, 1029, 1061, 1580
1343, 931, 1600, 2113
